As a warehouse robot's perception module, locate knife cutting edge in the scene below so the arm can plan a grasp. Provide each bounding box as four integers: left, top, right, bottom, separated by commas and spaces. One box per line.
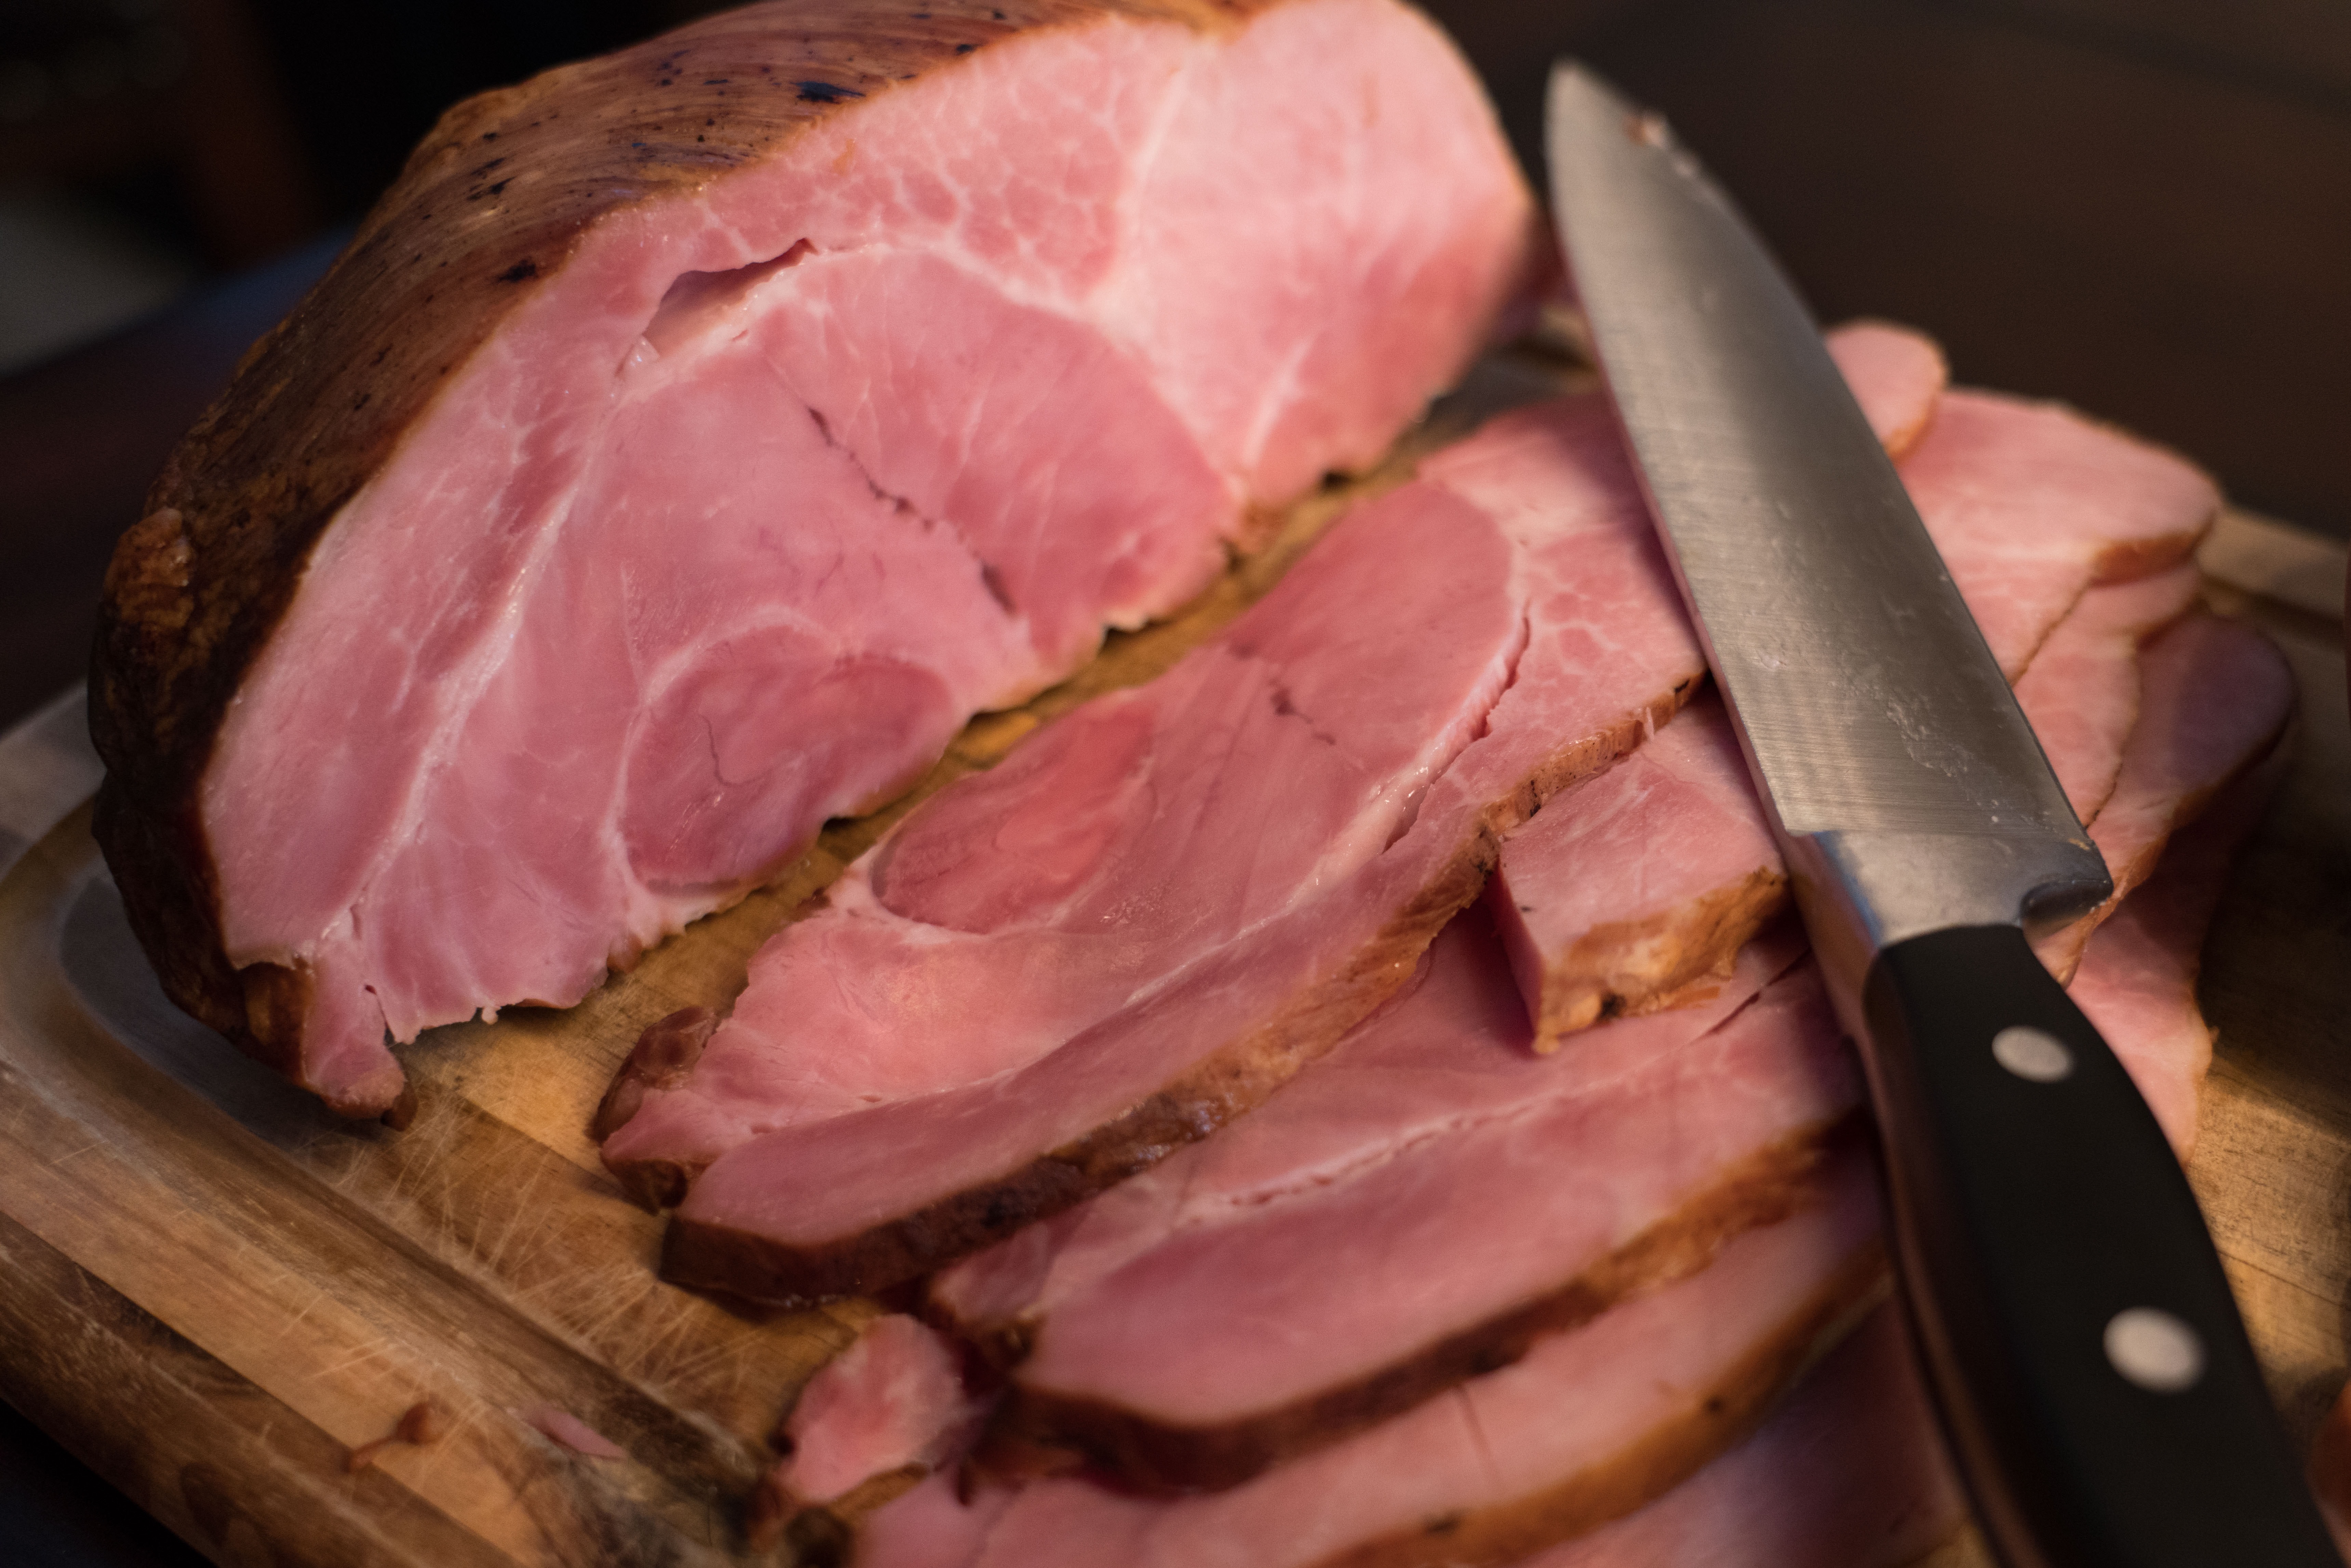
1544, 60, 2340, 1568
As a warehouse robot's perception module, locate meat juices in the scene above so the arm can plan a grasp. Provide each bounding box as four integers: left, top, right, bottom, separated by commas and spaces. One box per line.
91, 0, 1536, 1116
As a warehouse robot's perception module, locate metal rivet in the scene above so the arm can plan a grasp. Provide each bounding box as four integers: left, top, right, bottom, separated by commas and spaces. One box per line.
1992, 1026, 2073, 1083
2105, 1308, 2204, 1393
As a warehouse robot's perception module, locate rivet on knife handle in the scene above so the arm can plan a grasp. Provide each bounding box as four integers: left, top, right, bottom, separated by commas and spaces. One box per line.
1545, 58, 2342, 1568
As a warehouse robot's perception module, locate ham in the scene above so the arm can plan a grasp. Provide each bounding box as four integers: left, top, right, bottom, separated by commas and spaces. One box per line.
603, 326, 1947, 1302
2033, 611, 2293, 981
776, 1314, 981, 1505
926, 550, 2280, 1495
89, 0, 1535, 1117
953, 926, 1855, 1491
1515, 752, 2275, 1568
1487, 694, 1783, 1050
1492, 408, 2215, 1052
835, 730, 2264, 1568
868, 1161, 1887, 1568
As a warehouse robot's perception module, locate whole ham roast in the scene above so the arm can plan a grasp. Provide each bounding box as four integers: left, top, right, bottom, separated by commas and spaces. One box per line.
88, 0, 1535, 1115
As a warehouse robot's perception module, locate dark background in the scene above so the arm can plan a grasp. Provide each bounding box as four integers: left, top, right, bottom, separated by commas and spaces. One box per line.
3, 0, 2348, 1561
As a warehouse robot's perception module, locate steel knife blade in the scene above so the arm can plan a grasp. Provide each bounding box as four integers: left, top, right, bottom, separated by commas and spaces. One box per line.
1545, 59, 2339, 1568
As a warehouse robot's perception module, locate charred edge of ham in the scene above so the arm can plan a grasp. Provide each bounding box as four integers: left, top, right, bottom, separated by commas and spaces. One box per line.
968, 1116, 1864, 1493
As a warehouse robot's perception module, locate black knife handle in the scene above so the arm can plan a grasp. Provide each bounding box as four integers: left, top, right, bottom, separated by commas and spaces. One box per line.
1862, 924, 2341, 1568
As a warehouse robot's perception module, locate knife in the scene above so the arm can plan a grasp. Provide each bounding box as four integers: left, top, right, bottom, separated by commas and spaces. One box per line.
1545, 61, 2339, 1568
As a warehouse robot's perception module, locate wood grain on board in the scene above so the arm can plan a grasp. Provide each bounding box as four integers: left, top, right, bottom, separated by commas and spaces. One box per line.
1, 351, 2345, 1567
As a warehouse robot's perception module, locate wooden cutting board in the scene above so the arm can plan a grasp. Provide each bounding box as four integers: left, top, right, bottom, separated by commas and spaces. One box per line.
1, 351, 2345, 1568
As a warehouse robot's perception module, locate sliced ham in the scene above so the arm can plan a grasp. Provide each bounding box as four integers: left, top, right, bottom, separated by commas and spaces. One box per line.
604, 325, 1945, 1302
2034, 611, 2294, 981
1487, 694, 1783, 1050
869, 1160, 1886, 1568
90, 0, 1536, 1116
1519, 1306, 1964, 1568
1520, 751, 2275, 1568
776, 1314, 982, 1505
957, 929, 1854, 1492
1492, 416, 2215, 1052
1892, 389, 2216, 677
845, 735, 2259, 1568
2012, 565, 2202, 824
929, 586, 2280, 1494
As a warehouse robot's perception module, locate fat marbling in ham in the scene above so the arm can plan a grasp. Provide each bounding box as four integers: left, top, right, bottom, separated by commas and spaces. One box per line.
90, 0, 1534, 1117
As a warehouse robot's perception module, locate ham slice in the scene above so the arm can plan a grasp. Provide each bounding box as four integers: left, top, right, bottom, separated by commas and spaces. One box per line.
955, 929, 1855, 1492
1487, 694, 1783, 1050
2034, 611, 2293, 981
776, 1314, 981, 1505
603, 325, 1946, 1301
90, 0, 1535, 1116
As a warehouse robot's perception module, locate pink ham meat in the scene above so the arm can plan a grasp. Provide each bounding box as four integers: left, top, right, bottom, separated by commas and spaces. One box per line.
2033, 611, 2294, 982
951, 925, 1856, 1491
776, 1314, 981, 1504
2012, 565, 2201, 823
1519, 1306, 1964, 1568
1516, 758, 2276, 1568
621, 390, 1704, 1299
1491, 407, 2216, 1051
1487, 694, 1783, 1051
846, 764, 2258, 1568
600, 325, 1942, 1300
871, 1160, 1887, 1568
89, 0, 1535, 1117
1895, 389, 2216, 678
929, 592, 2285, 1495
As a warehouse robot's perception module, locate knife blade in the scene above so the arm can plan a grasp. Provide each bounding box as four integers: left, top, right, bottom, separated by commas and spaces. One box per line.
1545, 60, 2339, 1568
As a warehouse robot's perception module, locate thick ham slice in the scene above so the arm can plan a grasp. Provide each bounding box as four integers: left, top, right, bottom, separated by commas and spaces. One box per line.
90, 0, 1535, 1116
1487, 694, 1784, 1050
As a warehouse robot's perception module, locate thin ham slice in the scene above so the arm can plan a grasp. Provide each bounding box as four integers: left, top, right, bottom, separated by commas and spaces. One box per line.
1892, 389, 2216, 677
90, 0, 1536, 1117
2013, 564, 2202, 824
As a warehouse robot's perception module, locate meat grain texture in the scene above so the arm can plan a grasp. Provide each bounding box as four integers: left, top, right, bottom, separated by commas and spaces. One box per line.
90, 0, 1534, 1116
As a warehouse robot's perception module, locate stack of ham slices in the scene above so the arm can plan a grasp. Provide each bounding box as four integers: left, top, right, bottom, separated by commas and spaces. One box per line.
610, 323, 2292, 1566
